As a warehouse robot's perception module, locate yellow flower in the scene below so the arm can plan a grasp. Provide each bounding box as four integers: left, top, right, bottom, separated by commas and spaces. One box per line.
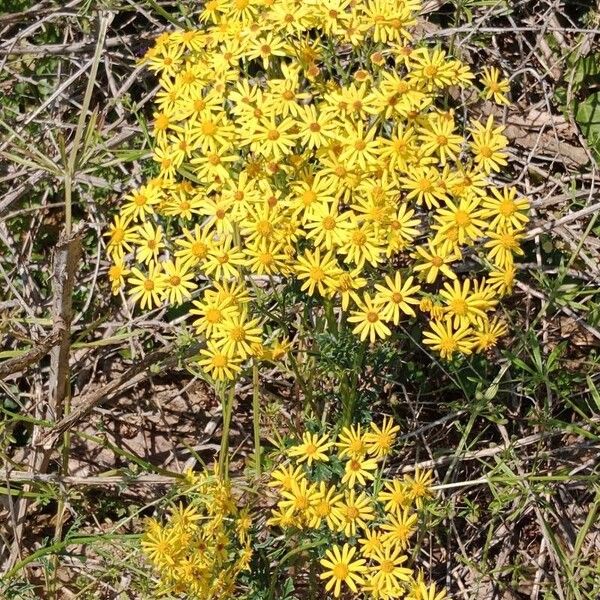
386, 203, 422, 255
366, 417, 400, 458
161, 259, 197, 305
190, 110, 236, 153
319, 543, 367, 598
381, 508, 418, 549
363, 0, 416, 44
197, 340, 242, 381
213, 310, 263, 359
378, 479, 412, 515
295, 248, 340, 297
211, 279, 252, 309
246, 32, 288, 70
332, 489, 375, 537
239, 203, 284, 243
121, 185, 162, 221
190, 296, 237, 338
339, 221, 384, 270
408, 48, 455, 91
127, 262, 165, 309
267, 505, 300, 529
369, 544, 413, 593
374, 272, 421, 325
488, 264, 516, 296
175, 225, 214, 267
337, 423, 369, 458
331, 269, 367, 311
279, 477, 319, 521
480, 66, 510, 105
347, 293, 391, 343
141, 521, 180, 567
244, 238, 290, 275
134, 222, 164, 265
377, 123, 417, 171
270, 337, 292, 360
304, 201, 353, 250
482, 186, 530, 232
108, 258, 130, 295
339, 120, 380, 171
144, 43, 183, 77
190, 146, 238, 183
169, 502, 202, 533
352, 176, 396, 226
418, 115, 463, 165
288, 431, 334, 466
153, 143, 181, 179
290, 172, 338, 221
358, 528, 386, 559
472, 317, 508, 351
434, 196, 487, 246
439, 278, 494, 328
268, 463, 305, 492
484, 228, 525, 268
422, 318, 474, 359
404, 468, 435, 509
267, 2, 312, 35
104, 214, 137, 259
341, 454, 379, 488
295, 103, 339, 150
469, 115, 508, 174
308, 482, 344, 530
249, 116, 298, 160
400, 166, 448, 209
415, 581, 448, 600
204, 237, 247, 281
170, 29, 206, 52
161, 189, 204, 220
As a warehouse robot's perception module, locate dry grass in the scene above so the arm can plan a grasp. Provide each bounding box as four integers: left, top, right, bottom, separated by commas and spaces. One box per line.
0, 1, 599, 598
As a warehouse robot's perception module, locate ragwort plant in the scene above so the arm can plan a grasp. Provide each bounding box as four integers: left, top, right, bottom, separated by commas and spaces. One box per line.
106, 0, 530, 385
104, 0, 532, 596
140, 467, 253, 598
266, 418, 443, 599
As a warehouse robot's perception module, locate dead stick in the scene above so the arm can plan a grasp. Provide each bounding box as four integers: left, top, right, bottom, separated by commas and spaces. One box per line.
0, 472, 180, 486
39, 341, 200, 449
48, 231, 83, 420
0, 321, 65, 380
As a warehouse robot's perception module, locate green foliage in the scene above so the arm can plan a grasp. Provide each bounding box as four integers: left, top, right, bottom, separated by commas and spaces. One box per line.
0, 0, 35, 13
1, 1, 599, 599
555, 51, 600, 161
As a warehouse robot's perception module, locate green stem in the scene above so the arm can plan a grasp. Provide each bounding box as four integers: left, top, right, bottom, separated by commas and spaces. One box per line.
65, 13, 108, 235
3, 534, 137, 582
288, 351, 316, 415
218, 385, 235, 480
324, 298, 337, 335
252, 360, 261, 476
342, 341, 367, 426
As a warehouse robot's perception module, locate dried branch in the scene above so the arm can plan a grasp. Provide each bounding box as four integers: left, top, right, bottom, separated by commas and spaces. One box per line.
39, 341, 200, 449
0, 321, 65, 380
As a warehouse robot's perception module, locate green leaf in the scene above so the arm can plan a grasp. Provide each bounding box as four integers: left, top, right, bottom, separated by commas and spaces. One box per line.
574, 91, 600, 154
571, 54, 600, 88
586, 375, 600, 414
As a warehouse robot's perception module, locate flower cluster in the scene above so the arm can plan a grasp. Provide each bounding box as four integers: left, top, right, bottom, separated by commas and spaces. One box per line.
268, 418, 443, 599
105, 0, 529, 380
140, 468, 252, 598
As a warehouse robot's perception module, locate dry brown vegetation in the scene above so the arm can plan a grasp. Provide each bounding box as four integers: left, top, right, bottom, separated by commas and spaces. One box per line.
0, 1, 599, 598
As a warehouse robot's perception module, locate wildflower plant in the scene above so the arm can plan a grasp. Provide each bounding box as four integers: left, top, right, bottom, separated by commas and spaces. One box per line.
106, 0, 530, 384
267, 417, 442, 599
140, 468, 252, 598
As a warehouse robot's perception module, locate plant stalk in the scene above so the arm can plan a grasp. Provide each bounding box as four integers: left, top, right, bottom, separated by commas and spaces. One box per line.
252, 360, 261, 476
